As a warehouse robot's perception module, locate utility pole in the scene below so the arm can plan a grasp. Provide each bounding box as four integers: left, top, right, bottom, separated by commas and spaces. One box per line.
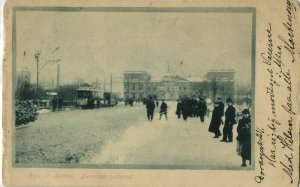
110, 73, 112, 105
57, 63, 60, 89
35, 52, 40, 98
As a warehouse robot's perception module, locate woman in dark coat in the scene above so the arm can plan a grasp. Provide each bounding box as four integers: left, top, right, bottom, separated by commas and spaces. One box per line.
208, 102, 223, 138
236, 109, 251, 167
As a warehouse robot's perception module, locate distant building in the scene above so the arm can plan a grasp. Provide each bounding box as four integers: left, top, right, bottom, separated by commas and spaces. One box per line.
123, 71, 151, 100
206, 69, 235, 101
123, 69, 235, 101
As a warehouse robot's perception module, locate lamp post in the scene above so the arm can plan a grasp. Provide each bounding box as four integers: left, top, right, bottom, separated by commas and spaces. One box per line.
35, 50, 61, 99
35, 52, 40, 98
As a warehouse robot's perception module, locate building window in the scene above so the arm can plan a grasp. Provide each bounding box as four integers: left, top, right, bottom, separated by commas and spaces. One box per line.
139, 83, 143, 90
131, 83, 135, 90
124, 84, 129, 90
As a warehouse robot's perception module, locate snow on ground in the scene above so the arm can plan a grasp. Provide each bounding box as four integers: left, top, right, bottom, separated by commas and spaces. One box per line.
37, 108, 51, 114
16, 101, 250, 169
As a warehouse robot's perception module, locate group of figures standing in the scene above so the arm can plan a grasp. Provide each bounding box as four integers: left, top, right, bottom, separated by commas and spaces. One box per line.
208, 97, 252, 167
175, 97, 207, 122
145, 95, 252, 167
145, 96, 168, 121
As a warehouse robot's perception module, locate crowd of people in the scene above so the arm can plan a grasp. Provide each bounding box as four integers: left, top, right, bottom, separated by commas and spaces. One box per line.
207, 97, 251, 167
175, 97, 208, 121
144, 95, 252, 167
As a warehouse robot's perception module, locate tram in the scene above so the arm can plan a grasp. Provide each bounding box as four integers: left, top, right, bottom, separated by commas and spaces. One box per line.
76, 86, 103, 109
76, 87, 117, 108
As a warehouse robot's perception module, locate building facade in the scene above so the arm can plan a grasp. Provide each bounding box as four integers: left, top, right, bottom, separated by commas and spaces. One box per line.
123, 69, 235, 101
123, 71, 151, 100
206, 69, 235, 101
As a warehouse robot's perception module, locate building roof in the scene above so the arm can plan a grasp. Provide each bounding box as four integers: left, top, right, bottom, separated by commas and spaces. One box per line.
208, 69, 235, 73
186, 77, 202, 82
123, 71, 150, 76
162, 75, 188, 82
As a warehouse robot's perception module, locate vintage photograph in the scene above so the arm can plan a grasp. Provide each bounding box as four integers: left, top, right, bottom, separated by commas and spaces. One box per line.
14, 7, 255, 169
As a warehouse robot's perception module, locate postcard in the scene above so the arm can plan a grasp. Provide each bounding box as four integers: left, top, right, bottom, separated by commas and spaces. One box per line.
2, 0, 300, 186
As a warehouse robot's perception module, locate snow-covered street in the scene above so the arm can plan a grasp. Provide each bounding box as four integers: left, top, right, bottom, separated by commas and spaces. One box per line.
16, 101, 249, 169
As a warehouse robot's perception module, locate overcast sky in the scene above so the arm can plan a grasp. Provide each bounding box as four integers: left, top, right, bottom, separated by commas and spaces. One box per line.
16, 11, 253, 92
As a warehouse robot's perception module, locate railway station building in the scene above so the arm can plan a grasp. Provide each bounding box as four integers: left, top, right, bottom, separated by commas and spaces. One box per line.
123, 69, 235, 101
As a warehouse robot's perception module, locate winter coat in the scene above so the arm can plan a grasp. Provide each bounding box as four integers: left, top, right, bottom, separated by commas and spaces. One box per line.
146, 100, 155, 112
225, 105, 236, 125
236, 117, 251, 160
176, 102, 182, 115
160, 102, 168, 113
198, 101, 207, 116
219, 102, 225, 116
208, 106, 223, 133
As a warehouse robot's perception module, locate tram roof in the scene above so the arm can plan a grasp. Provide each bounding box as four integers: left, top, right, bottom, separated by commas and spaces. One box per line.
77, 86, 103, 92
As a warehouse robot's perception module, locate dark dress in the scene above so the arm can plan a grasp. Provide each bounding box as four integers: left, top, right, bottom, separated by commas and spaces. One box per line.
236, 117, 251, 161
208, 106, 223, 136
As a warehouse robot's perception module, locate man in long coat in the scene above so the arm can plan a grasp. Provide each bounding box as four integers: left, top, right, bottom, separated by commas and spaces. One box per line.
176, 99, 182, 119
146, 96, 155, 121
198, 98, 207, 123
208, 101, 223, 138
181, 98, 189, 121
220, 98, 236, 142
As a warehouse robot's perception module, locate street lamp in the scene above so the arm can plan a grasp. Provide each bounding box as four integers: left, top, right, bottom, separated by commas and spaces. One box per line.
34, 50, 61, 99
35, 52, 40, 98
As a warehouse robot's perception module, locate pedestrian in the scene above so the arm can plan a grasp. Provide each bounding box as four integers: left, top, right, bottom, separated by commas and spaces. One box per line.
52, 97, 57, 111
58, 98, 63, 111
175, 99, 182, 119
90, 98, 95, 109
97, 99, 100, 108
217, 97, 225, 123
159, 100, 168, 120
208, 101, 223, 138
236, 109, 251, 167
220, 98, 236, 142
156, 100, 159, 108
146, 96, 155, 121
181, 98, 189, 121
129, 98, 133, 107
187, 98, 193, 117
192, 97, 198, 117
198, 98, 207, 123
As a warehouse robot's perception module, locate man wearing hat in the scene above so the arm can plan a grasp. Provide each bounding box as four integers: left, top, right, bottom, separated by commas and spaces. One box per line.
220, 98, 236, 142
146, 96, 156, 121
